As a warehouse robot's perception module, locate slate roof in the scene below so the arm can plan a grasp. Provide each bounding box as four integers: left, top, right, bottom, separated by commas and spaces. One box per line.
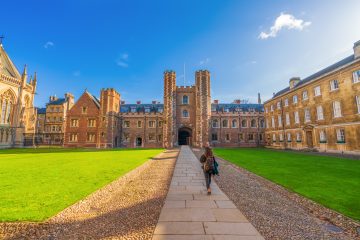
272, 54, 357, 99
46, 98, 66, 106
212, 103, 264, 112
36, 108, 46, 114
120, 103, 164, 113
0, 44, 21, 79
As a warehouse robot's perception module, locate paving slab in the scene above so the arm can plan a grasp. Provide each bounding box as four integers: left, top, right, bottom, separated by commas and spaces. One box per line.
152, 146, 263, 240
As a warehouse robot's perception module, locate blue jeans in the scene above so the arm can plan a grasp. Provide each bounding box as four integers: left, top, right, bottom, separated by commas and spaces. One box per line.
205, 172, 212, 189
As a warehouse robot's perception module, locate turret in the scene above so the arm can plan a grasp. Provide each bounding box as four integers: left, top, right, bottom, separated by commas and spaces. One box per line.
21, 64, 28, 87
163, 70, 176, 148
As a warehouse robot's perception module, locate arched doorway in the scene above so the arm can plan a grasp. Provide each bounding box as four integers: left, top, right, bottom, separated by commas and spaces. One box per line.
178, 127, 192, 145
136, 137, 142, 147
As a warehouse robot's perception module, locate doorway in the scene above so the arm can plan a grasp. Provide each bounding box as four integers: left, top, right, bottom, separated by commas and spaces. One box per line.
136, 137, 142, 147
306, 131, 313, 148
178, 127, 192, 145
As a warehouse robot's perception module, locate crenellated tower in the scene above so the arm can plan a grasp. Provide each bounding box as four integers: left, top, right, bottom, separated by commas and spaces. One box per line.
163, 70, 176, 148
195, 70, 211, 147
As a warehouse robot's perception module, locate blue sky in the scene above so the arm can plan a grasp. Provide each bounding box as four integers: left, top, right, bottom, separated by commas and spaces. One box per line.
2, 0, 360, 107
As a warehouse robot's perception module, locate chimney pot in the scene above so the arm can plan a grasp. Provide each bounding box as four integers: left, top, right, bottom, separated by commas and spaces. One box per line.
136, 101, 141, 104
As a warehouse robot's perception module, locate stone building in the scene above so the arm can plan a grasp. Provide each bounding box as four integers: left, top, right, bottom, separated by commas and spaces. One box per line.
35, 93, 74, 145
264, 40, 360, 154
64, 89, 121, 148
0, 43, 37, 148
62, 70, 264, 148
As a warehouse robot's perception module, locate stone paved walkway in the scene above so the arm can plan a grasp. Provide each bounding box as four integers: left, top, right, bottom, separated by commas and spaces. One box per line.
152, 146, 264, 240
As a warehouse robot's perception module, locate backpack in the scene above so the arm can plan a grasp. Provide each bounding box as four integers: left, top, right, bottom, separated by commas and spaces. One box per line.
204, 156, 215, 172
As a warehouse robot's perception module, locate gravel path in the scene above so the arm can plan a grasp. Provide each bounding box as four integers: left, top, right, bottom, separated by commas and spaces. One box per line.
192, 148, 358, 240
0, 149, 178, 240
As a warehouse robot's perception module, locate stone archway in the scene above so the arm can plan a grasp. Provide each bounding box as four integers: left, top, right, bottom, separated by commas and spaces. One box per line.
178, 127, 192, 146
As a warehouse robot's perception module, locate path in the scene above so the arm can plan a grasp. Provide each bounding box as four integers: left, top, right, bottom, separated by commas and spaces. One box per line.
153, 146, 264, 240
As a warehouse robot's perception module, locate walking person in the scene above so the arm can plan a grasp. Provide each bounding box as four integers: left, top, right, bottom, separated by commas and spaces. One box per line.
200, 147, 219, 194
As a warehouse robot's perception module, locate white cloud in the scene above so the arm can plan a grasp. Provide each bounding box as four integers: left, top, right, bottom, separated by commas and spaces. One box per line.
44, 41, 54, 48
250, 60, 257, 64
199, 58, 210, 65
259, 13, 311, 39
116, 53, 129, 68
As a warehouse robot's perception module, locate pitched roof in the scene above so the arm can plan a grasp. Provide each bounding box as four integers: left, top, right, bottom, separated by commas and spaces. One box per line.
0, 44, 21, 79
120, 103, 163, 113
272, 54, 357, 99
85, 91, 101, 108
46, 98, 66, 106
212, 103, 264, 112
36, 107, 46, 114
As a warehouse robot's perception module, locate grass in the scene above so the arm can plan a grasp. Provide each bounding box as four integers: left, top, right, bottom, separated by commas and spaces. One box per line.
214, 148, 360, 221
0, 148, 163, 222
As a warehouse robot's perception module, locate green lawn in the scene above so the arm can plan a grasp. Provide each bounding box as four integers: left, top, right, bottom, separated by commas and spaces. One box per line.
214, 148, 360, 221
0, 148, 163, 222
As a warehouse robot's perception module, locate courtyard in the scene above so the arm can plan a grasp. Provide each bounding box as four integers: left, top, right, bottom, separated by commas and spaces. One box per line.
214, 148, 360, 221
0, 148, 163, 222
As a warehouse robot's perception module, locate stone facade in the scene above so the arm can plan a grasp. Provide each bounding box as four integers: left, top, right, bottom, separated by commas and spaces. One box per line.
61, 70, 264, 148
0, 43, 37, 148
264, 41, 360, 154
35, 93, 74, 145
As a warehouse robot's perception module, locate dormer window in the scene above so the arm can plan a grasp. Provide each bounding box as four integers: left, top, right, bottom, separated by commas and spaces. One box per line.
131, 107, 137, 113
182, 95, 189, 104
145, 107, 150, 113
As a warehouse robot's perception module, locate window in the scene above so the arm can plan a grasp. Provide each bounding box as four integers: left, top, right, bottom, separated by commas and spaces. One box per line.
314, 86, 321, 96
284, 98, 289, 107
260, 120, 265, 128
137, 121, 142, 128
293, 95, 298, 104
158, 134, 163, 142
211, 133, 218, 141
123, 121, 130, 128
272, 134, 276, 142
304, 108, 311, 122
231, 119, 237, 128
336, 129, 345, 143
277, 115, 282, 127
270, 105, 274, 112
82, 106, 87, 114
294, 111, 300, 124
330, 79, 339, 91
296, 132, 301, 142
222, 119, 228, 128
356, 96, 360, 114
271, 116, 275, 128
212, 119, 219, 128
285, 113, 290, 125
52, 126, 56, 132
316, 105, 324, 120
182, 95, 189, 104
302, 91, 308, 100
148, 133, 155, 141
259, 134, 263, 141
182, 110, 189, 118
225, 133, 230, 141
287, 133, 291, 142
148, 120, 155, 128
352, 70, 360, 83
241, 119, 247, 128
279, 133, 284, 142
70, 133, 78, 142
88, 119, 96, 127
277, 101, 281, 109
158, 121, 163, 127
251, 119, 256, 128
333, 101, 342, 118
238, 133, 244, 141
248, 133, 254, 141
319, 130, 326, 143
87, 133, 96, 142
123, 133, 130, 142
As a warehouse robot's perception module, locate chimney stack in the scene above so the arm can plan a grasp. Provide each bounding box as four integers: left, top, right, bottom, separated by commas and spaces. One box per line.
136, 100, 141, 104
233, 99, 241, 104
152, 100, 157, 104
354, 40, 360, 59
213, 100, 219, 104
121, 100, 125, 104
